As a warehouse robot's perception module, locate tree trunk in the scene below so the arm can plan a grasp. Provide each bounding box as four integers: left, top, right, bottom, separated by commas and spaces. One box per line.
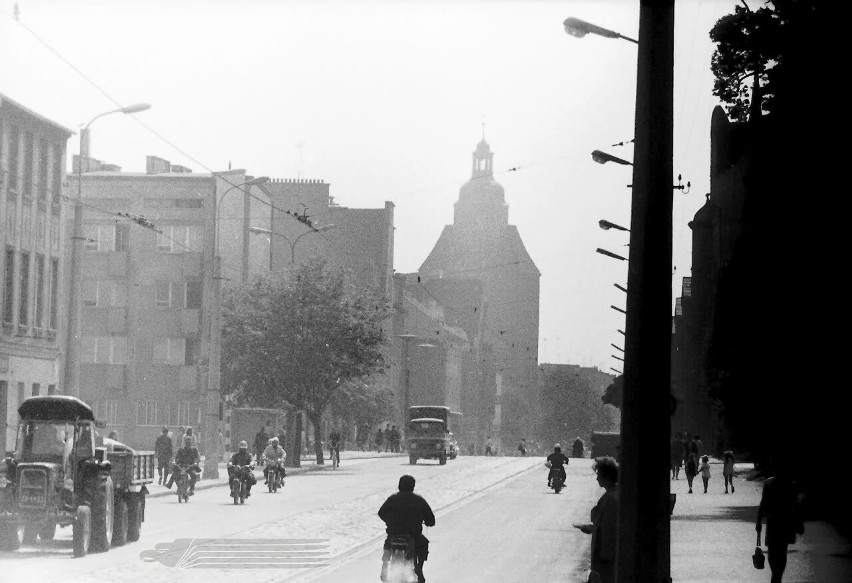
290, 411, 302, 468
308, 411, 325, 465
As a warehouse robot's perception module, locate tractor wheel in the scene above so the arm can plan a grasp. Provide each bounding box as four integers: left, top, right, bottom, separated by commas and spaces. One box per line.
73, 506, 91, 558
127, 496, 142, 542
39, 520, 57, 541
0, 522, 23, 551
112, 498, 128, 547
90, 477, 115, 553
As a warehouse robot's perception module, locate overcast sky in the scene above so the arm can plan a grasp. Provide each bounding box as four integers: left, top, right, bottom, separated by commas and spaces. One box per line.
1, 0, 739, 371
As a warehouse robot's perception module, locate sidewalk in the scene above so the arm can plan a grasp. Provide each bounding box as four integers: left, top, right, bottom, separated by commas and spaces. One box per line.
670, 460, 851, 582
146, 450, 403, 499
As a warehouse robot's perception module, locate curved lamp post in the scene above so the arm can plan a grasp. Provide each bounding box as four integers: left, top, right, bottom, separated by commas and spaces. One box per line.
248, 224, 334, 266
64, 103, 151, 397
599, 219, 630, 232
214, 175, 269, 282
592, 149, 633, 166
563, 17, 638, 44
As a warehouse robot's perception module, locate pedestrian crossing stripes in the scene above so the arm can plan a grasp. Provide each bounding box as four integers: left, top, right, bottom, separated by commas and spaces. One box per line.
140, 538, 331, 569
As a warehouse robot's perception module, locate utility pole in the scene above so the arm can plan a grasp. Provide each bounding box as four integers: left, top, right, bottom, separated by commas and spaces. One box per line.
616, 1, 674, 583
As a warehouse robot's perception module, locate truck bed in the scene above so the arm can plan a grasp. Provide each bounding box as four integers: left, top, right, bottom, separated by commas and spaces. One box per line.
108, 450, 155, 487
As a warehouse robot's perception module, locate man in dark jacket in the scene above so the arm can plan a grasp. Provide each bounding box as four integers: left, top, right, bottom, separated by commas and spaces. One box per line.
154, 427, 174, 485
254, 425, 269, 465
166, 436, 201, 494
378, 475, 435, 583
227, 441, 256, 497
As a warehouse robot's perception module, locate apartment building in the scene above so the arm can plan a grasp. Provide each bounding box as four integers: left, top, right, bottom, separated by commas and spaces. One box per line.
68, 153, 250, 450
0, 94, 72, 454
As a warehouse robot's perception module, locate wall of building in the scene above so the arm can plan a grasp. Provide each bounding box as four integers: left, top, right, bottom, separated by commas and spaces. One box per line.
0, 95, 70, 454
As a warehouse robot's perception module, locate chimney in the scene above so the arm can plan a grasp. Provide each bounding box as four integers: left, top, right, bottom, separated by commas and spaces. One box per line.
146, 155, 172, 175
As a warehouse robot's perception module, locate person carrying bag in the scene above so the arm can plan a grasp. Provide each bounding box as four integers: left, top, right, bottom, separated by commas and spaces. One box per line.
752, 532, 765, 569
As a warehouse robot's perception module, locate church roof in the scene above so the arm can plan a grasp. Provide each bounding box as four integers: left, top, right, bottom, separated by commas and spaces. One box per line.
419, 224, 540, 278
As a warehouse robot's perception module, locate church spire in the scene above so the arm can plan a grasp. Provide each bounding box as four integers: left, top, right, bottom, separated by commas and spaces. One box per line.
472, 133, 494, 178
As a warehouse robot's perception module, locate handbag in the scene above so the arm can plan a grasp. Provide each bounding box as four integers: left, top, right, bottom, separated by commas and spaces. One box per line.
752, 532, 765, 569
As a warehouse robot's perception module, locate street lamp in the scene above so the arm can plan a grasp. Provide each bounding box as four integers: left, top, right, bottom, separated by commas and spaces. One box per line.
592, 150, 633, 166
563, 17, 639, 44
248, 224, 334, 266
64, 103, 151, 397
596, 247, 628, 262
214, 176, 269, 283
599, 219, 630, 232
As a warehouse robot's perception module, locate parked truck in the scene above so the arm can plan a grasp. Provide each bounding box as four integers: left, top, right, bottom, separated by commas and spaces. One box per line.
0, 396, 155, 557
406, 405, 460, 465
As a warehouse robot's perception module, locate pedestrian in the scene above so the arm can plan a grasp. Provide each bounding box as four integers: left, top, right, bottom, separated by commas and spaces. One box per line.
375, 426, 385, 452
485, 436, 494, 456
154, 426, 174, 486
671, 432, 683, 480
680, 432, 690, 469
517, 438, 527, 456
383, 423, 392, 452
756, 463, 804, 583
722, 450, 735, 493
389, 425, 399, 453
572, 436, 585, 458
689, 434, 703, 458
684, 453, 698, 494
575, 456, 619, 583
698, 454, 712, 493
254, 424, 269, 465
183, 427, 198, 448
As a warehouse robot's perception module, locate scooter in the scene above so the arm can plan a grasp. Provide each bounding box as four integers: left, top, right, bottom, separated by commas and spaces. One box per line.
267, 461, 285, 493
381, 535, 418, 583
173, 464, 193, 503
545, 461, 566, 494
230, 464, 254, 504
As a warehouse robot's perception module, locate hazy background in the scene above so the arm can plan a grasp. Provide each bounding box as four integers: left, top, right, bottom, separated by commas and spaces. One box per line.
0, 0, 738, 370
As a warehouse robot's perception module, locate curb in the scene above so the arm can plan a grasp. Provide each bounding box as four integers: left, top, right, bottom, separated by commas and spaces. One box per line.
146, 453, 405, 499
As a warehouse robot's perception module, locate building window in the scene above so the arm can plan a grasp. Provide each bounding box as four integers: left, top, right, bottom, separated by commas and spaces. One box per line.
153, 337, 185, 365
84, 224, 116, 252
136, 401, 158, 427
165, 401, 194, 427
81, 336, 127, 364
36, 213, 46, 249
3, 248, 14, 325
156, 225, 202, 253
17, 382, 25, 406
110, 282, 128, 307
186, 281, 202, 309
48, 259, 59, 331
82, 280, 99, 307
32, 383, 40, 397
52, 144, 63, 205
94, 400, 120, 425
155, 282, 186, 309
23, 132, 34, 197
115, 223, 130, 252
38, 139, 49, 201
35, 255, 45, 328
47, 384, 57, 396
5, 200, 16, 243
184, 337, 197, 365
7, 126, 19, 191
20, 205, 32, 249
18, 252, 29, 327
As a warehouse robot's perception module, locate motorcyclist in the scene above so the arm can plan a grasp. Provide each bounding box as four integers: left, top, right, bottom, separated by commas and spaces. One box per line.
227, 440, 256, 498
166, 435, 200, 495
378, 474, 435, 583
262, 436, 286, 484
546, 443, 571, 488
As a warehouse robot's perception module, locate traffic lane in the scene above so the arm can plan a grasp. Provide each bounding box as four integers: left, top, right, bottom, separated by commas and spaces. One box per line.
299, 457, 601, 583
0, 456, 411, 582
0, 456, 533, 582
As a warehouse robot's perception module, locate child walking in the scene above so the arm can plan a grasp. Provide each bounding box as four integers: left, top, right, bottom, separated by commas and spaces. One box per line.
684, 453, 698, 494
722, 450, 735, 493
699, 455, 712, 493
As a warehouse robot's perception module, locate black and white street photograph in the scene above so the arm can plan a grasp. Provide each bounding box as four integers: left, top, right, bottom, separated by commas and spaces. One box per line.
0, 1, 847, 582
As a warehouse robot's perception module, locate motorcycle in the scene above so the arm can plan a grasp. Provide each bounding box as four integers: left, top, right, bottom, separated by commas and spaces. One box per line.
545, 461, 566, 494
173, 464, 194, 503
230, 464, 254, 505
381, 535, 418, 583
266, 461, 285, 493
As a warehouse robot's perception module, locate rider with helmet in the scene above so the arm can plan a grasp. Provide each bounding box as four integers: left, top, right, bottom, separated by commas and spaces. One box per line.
262, 436, 286, 484
546, 443, 571, 488
166, 435, 201, 494
227, 440, 256, 497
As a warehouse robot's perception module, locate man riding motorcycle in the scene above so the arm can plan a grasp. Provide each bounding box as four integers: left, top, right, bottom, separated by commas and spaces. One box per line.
546, 443, 571, 488
378, 474, 436, 583
166, 435, 201, 494
227, 440, 257, 497
262, 436, 287, 484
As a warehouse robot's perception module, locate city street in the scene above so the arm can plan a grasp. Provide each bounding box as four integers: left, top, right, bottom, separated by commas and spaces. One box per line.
1, 454, 598, 583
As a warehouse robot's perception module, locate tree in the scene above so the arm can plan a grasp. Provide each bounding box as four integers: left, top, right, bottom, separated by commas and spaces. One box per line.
602, 375, 623, 410
222, 259, 389, 466
329, 378, 397, 446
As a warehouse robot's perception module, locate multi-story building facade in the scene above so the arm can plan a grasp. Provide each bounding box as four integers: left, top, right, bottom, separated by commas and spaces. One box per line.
67, 152, 251, 452
1, 94, 71, 454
